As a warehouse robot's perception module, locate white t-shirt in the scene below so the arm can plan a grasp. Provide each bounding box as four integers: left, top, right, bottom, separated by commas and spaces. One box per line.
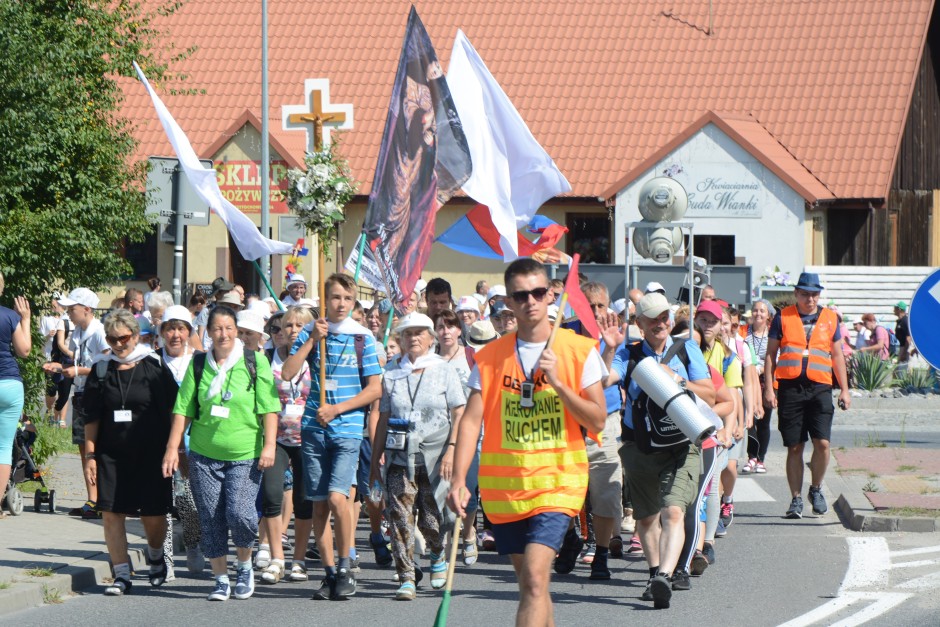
69, 319, 109, 392
467, 340, 606, 391
39, 315, 61, 359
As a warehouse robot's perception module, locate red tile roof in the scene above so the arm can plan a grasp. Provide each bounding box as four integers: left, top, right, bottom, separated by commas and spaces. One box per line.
125, 0, 934, 201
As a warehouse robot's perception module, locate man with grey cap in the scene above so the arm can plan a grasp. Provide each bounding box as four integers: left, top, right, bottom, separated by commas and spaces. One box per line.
601, 291, 714, 609
764, 272, 850, 520
42, 288, 110, 518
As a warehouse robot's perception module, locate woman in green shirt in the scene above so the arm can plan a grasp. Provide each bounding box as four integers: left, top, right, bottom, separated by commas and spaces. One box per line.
162, 306, 281, 602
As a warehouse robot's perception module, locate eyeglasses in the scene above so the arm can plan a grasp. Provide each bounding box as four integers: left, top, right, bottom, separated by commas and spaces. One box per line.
509, 287, 550, 304
269, 325, 282, 334
106, 333, 134, 345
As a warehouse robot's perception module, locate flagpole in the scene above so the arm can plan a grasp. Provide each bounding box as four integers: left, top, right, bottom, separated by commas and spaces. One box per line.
319, 244, 327, 406
252, 259, 285, 311
546, 292, 568, 350
352, 232, 367, 282
260, 0, 271, 283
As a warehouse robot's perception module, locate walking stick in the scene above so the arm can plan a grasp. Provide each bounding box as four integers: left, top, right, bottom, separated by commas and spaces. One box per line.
432, 514, 463, 627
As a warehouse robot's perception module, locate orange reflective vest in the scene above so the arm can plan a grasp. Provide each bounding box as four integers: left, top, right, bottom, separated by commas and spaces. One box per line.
475, 328, 596, 524
776, 305, 837, 385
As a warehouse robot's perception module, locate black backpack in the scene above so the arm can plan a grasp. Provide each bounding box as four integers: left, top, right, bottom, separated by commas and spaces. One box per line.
625, 339, 695, 454
191, 348, 259, 419
50, 319, 73, 366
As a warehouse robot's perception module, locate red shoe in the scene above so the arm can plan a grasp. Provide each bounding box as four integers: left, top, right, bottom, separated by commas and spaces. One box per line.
625, 535, 644, 557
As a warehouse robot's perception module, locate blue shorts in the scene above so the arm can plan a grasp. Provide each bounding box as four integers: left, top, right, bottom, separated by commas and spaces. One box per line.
356, 438, 372, 500
301, 430, 360, 501
490, 512, 572, 556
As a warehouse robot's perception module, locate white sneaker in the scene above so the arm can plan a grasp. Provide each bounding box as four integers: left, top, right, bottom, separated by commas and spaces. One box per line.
186, 545, 206, 574
254, 544, 271, 570
621, 509, 636, 534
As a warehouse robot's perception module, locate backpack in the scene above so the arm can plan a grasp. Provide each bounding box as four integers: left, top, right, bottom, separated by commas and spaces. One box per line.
886, 328, 900, 357
625, 339, 694, 454
191, 348, 259, 418
50, 319, 73, 366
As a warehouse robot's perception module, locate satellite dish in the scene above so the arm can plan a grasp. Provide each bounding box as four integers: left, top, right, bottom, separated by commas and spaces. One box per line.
637, 177, 689, 222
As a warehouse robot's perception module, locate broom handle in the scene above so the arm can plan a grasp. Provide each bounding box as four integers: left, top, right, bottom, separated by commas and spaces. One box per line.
443, 513, 463, 593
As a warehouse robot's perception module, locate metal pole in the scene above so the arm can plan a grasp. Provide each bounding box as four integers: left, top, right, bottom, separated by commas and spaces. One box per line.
623, 225, 630, 299
259, 0, 271, 288
688, 227, 695, 315
172, 165, 184, 306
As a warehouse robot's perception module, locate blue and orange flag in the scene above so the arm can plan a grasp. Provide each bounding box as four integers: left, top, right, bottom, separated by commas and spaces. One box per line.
362, 7, 472, 309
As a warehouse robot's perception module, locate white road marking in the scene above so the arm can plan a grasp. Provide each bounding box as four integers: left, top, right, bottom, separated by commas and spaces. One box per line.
827, 592, 912, 627
839, 537, 889, 592
890, 544, 940, 558
896, 570, 940, 591
730, 477, 776, 502
777, 593, 863, 627
889, 558, 940, 569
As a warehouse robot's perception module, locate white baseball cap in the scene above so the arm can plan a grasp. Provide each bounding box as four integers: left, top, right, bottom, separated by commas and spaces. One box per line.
415, 279, 428, 293
394, 312, 436, 337
486, 285, 507, 301
645, 281, 666, 295
612, 298, 628, 315
455, 295, 480, 313
58, 288, 99, 309
247, 300, 273, 320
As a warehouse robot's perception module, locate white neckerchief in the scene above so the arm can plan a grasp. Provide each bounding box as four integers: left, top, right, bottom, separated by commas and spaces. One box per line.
326, 318, 373, 337
385, 352, 444, 381
108, 344, 155, 365
205, 339, 245, 400
162, 346, 194, 385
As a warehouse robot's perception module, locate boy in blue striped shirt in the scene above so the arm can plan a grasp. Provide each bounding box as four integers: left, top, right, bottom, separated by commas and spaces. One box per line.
283, 274, 382, 600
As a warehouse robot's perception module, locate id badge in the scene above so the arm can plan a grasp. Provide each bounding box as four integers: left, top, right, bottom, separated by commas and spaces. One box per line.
520, 382, 535, 408
386, 430, 407, 451
283, 404, 304, 418
210, 405, 230, 419
113, 409, 132, 423
324, 379, 338, 392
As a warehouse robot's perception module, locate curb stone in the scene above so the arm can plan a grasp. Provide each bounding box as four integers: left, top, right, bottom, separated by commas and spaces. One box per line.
830, 455, 940, 532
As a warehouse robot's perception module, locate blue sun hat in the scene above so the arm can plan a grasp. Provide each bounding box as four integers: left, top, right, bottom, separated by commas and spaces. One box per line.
794, 272, 824, 293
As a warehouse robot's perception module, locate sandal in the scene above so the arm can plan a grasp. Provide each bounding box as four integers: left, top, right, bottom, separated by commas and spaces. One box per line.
147, 552, 168, 587
288, 562, 308, 582
260, 560, 284, 584
104, 577, 133, 596
462, 541, 478, 566
429, 553, 448, 590
394, 580, 416, 601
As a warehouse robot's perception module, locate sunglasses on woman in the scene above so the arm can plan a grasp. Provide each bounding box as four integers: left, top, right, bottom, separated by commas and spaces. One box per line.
106, 333, 134, 345
509, 287, 550, 304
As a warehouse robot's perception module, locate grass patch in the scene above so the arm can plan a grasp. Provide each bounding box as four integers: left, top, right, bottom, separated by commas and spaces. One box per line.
836, 467, 869, 475
0, 580, 11, 590
897, 465, 920, 473
882, 507, 940, 518
24, 567, 54, 578
863, 480, 879, 492
41, 584, 62, 604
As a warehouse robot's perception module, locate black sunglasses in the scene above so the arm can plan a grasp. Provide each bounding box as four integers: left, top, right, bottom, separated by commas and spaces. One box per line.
269, 325, 282, 334
509, 287, 550, 304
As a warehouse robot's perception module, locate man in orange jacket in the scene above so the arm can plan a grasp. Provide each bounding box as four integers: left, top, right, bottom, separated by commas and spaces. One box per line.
448, 258, 606, 627
764, 272, 851, 520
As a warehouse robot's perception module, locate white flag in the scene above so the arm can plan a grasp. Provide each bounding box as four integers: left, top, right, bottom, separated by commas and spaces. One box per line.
133, 62, 292, 261
447, 30, 571, 261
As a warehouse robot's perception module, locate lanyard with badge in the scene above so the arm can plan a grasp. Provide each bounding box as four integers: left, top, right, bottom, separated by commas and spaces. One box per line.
386, 369, 425, 451
113, 363, 138, 423
210, 370, 235, 419
282, 360, 306, 420
515, 337, 544, 408
321, 337, 350, 394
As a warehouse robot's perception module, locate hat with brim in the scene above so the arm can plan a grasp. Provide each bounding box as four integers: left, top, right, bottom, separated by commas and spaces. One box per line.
795, 272, 824, 292
236, 311, 269, 342
612, 298, 627, 315
211, 277, 235, 294
286, 273, 306, 289
694, 300, 724, 320
217, 292, 243, 308
895, 301, 908, 311
455, 296, 480, 313
645, 281, 666, 295
162, 305, 193, 329
394, 312, 437, 338
466, 320, 498, 350
486, 285, 506, 301
637, 292, 671, 319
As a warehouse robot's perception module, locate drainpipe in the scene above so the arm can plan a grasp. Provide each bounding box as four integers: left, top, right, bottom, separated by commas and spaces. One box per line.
868, 202, 876, 266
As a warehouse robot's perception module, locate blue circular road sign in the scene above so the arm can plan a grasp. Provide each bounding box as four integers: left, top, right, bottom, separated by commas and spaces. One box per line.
909, 268, 940, 369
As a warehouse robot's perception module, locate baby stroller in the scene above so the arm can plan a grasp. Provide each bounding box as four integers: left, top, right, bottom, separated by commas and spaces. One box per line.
3, 419, 55, 515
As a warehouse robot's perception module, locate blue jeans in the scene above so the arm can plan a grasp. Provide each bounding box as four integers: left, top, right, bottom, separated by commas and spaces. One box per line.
301, 430, 360, 501
0, 379, 24, 466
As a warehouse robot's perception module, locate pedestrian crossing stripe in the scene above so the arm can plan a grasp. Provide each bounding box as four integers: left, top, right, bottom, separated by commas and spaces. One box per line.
730, 477, 775, 502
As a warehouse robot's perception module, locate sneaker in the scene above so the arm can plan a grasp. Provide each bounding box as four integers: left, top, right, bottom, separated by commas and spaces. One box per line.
690, 550, 709, 576
808, 486, 828, 515
553, 530, 583, 574
349, 556, 361, 573
719, 500, 734, 527
80, 501, 102, 519
462, 541, 478, 566
641, 577, 655, 601
233, 567, 255, 599
69, 500, 95, 517
479, 530, 496, 551
207, 579, 231, 601
254, 544, 271, 570
580, 541, 596, 564
786, 496, 804, 519
625, 535, 644, 556
104, 577, 132, 596
186, 544, 206, 574
334, 568, 356, 599
702, 542, 716, 564
621, 509, 636, 534
649, 574, 672, 609
370, 531, 393, 567
312, 574, 336, 600
281, 534, 294, 554
609, 535, 624, 559
588, 553, 610, 580
741, 458, 756, 474
306, 546, 321, 561
288, 562, 308, 582
715, 519, 727, 538
671, 569, 691, 591
755, 461, 767, 474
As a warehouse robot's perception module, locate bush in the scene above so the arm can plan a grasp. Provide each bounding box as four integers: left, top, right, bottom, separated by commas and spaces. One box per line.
851, 351, 895, 391
29, 419, 76, 468
893, 367, 936, 392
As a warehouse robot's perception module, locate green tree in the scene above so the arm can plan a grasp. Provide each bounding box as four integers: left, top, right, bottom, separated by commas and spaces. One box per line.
0, 0, 192, 412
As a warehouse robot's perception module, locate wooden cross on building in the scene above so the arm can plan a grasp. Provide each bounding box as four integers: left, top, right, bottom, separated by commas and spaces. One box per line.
283, 78, 354, 152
